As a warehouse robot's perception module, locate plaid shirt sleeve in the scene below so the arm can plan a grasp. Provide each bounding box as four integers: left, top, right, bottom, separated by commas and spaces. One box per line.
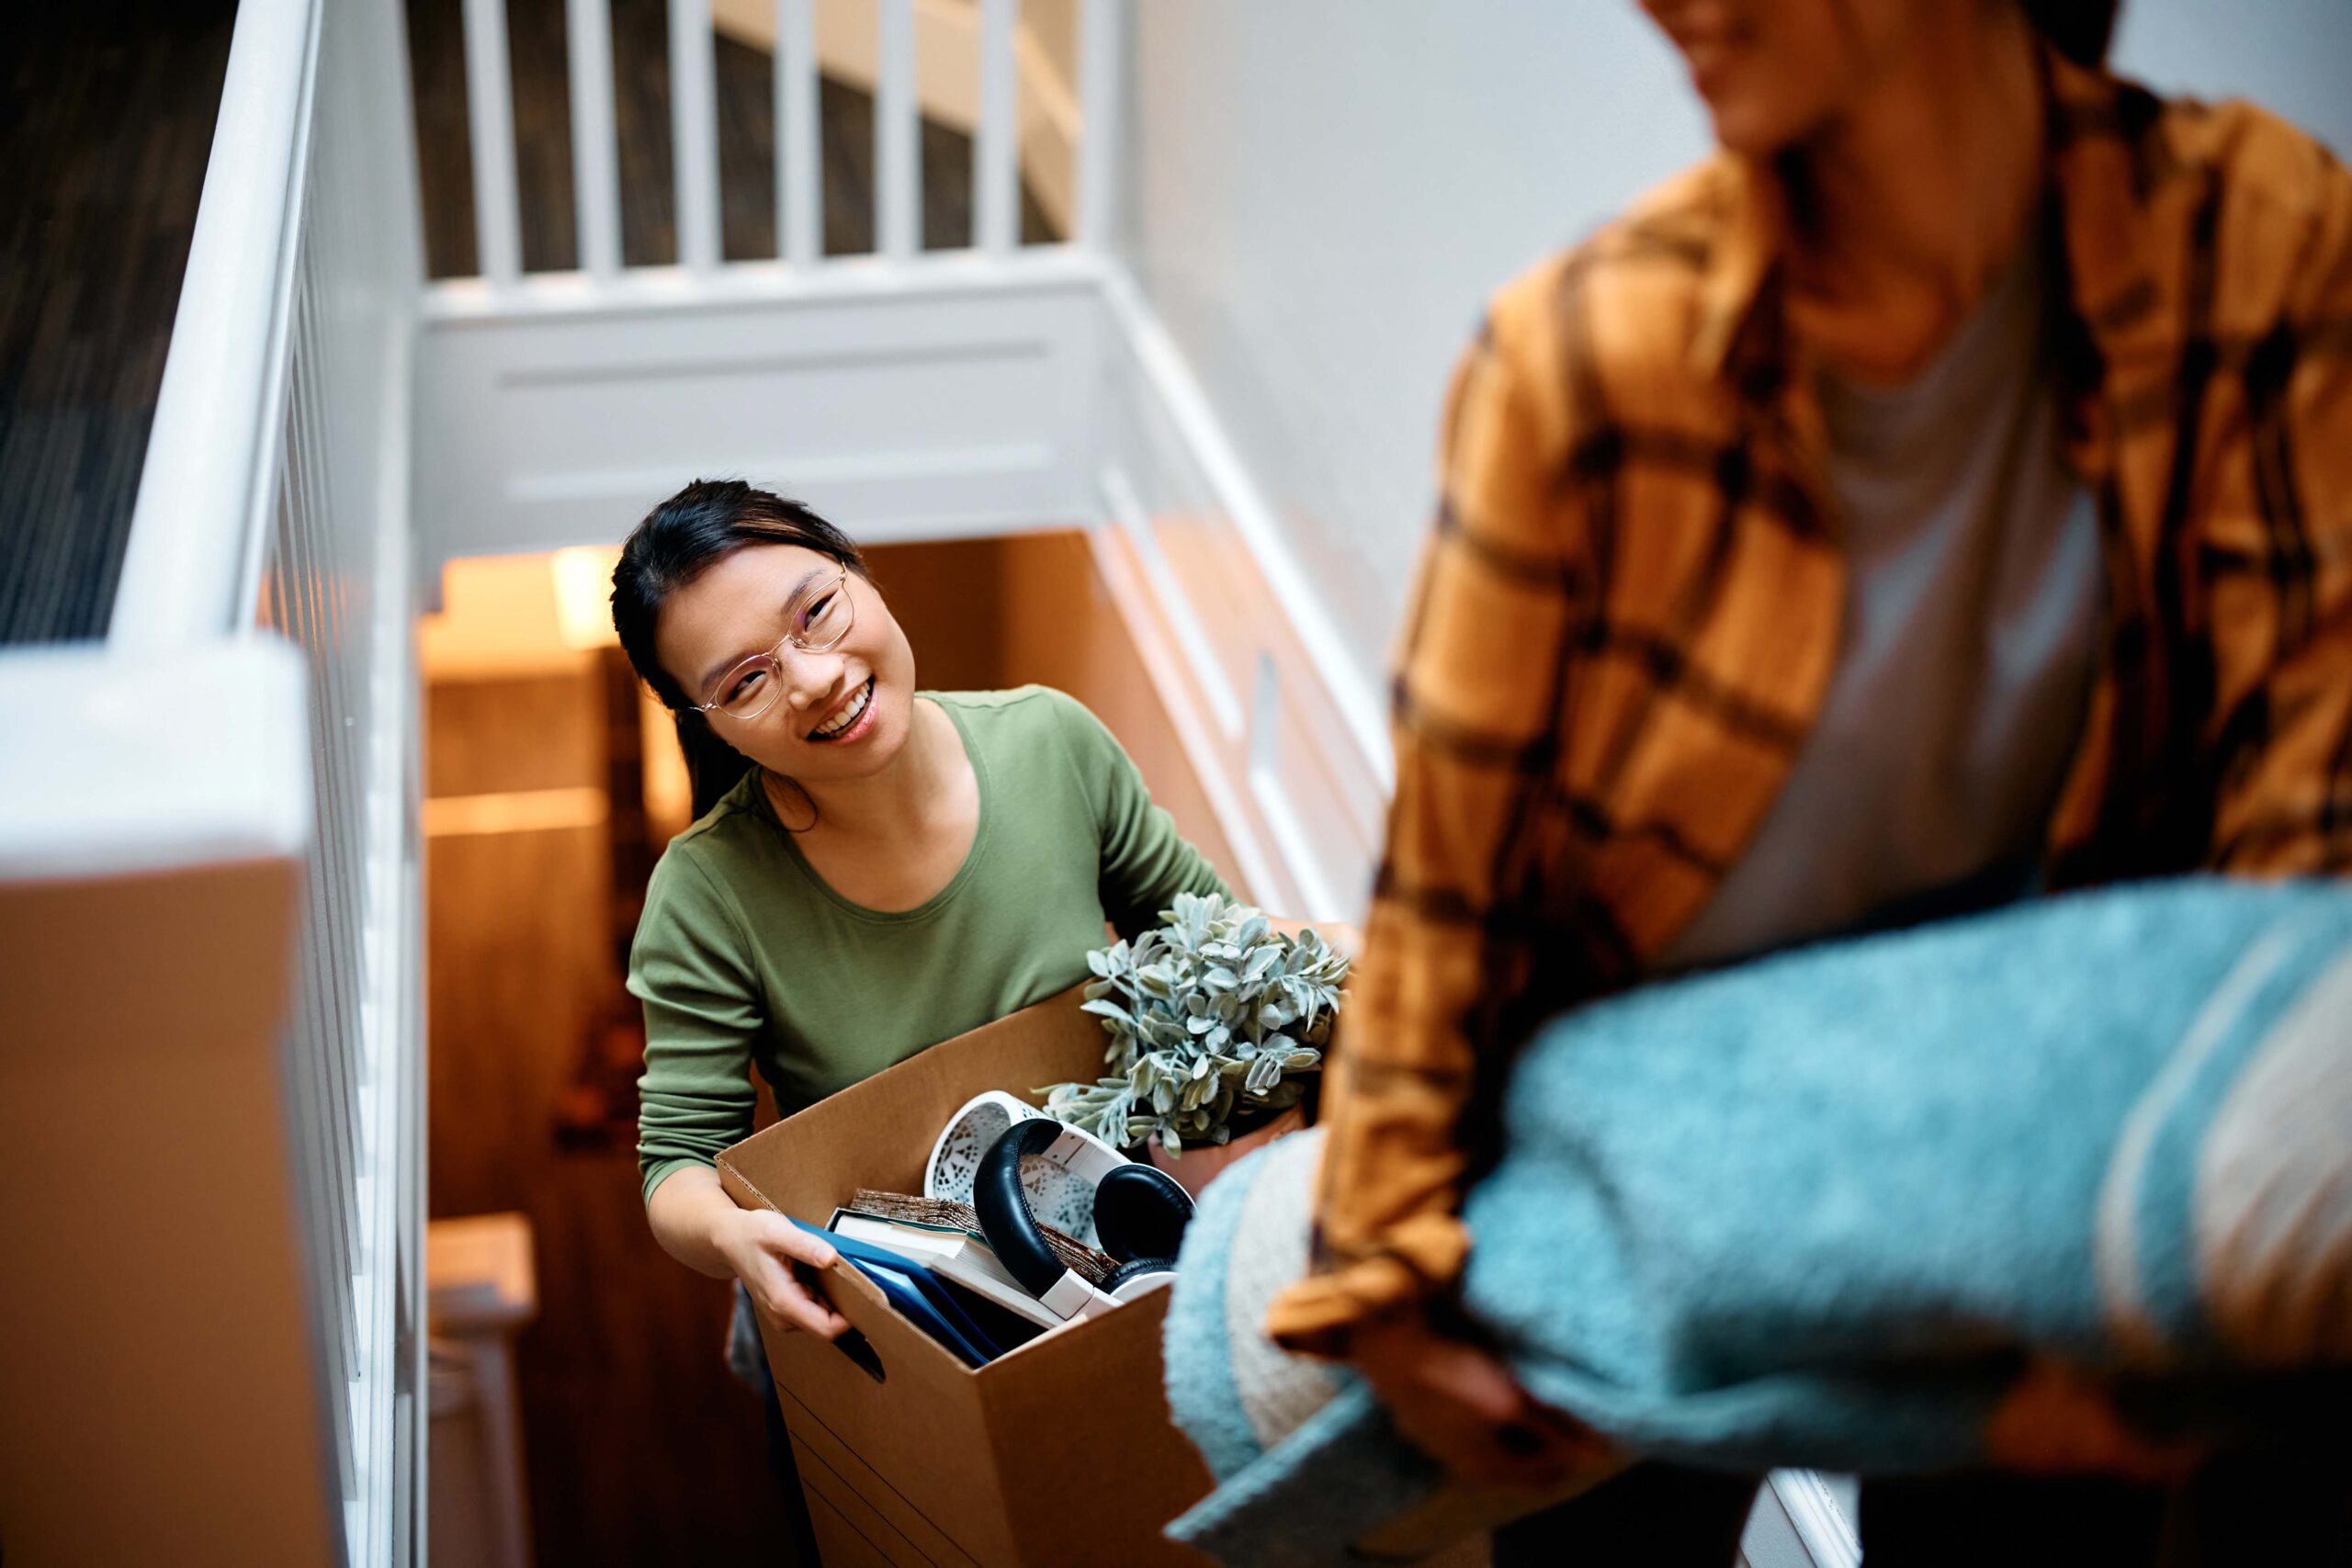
2203, 133, 2352, 876
1262, 74, 2352, 1357
1265, 279, 1596, 1354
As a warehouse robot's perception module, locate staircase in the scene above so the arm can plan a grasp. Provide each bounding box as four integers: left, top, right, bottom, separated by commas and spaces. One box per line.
0, 2, 1385, 1563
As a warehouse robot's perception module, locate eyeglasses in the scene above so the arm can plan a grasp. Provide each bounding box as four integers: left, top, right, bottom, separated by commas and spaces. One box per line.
695, 569, 856, 721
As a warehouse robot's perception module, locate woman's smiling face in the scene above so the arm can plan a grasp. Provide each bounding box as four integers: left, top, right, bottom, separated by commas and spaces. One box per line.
653, 542, 919, 784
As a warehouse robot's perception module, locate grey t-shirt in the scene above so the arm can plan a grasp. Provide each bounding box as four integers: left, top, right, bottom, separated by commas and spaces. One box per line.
1662, 240, 2101, 970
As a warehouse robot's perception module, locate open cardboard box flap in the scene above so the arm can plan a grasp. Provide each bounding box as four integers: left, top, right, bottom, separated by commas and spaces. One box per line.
717, 983, 1215, 1567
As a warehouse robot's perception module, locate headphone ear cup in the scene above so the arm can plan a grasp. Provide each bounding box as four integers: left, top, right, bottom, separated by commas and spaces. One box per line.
1100, 1256, 1179, 1301
972, 1118, 1069, 1299
1092, 1162, 1195, 1264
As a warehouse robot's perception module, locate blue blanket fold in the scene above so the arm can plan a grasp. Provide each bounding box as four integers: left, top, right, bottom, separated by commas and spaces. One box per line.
1163, 879, 2352, 1565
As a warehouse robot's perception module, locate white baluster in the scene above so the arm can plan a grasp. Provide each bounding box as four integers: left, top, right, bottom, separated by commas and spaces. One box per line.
460, 0, 524, 283
977, 0, 1019, 254
566, 0, 623, 276
670, 0, 723, 270
876, 0, 919, 260
776, 0, 820, 265
1076, 0, 1121, 253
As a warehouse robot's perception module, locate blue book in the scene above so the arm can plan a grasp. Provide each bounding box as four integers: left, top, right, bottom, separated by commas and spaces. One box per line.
791, 1217, 1003, 1367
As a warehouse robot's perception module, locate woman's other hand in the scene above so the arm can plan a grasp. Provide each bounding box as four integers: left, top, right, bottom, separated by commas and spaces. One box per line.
645, 1164, 851, 1338
1351, 1309, 1606, 1489
718, 1208, 852, 1339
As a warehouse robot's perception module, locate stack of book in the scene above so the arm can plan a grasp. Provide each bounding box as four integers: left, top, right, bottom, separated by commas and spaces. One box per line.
808, 1190, 1116, 1366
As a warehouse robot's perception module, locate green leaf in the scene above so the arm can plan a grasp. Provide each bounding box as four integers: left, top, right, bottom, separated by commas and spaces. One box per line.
1102, 894, 1349, 1150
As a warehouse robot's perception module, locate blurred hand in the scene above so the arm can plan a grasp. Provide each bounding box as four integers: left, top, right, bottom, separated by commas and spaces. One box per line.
1985, 1359, 2204, 1479
1351, 1310, 1608, 1489
718, 1208, 851, 1339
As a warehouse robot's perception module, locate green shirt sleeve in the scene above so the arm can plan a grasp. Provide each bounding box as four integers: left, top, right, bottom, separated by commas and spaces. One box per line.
1050, 690, 1232, 938
628, 841, 764, 1203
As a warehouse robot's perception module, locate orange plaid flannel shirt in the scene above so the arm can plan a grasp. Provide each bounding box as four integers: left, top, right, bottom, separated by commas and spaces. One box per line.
1268, 52, 2352, 1356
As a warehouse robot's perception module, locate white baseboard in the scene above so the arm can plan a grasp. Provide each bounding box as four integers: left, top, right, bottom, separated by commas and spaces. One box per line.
1755, 1471, 1862, 1568
1091, 265, 1389, 923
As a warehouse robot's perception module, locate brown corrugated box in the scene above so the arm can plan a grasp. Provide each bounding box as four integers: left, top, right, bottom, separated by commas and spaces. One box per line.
717, 984, 1215, 1567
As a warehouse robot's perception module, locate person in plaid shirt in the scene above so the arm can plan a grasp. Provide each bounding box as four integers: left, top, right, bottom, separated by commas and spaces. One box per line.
1268, 0, 2352, 1561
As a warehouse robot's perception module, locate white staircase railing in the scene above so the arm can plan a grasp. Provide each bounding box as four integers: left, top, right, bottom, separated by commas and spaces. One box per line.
447, 0, 1120, 291
1, 5, 1382, 1561
0, 0, 426, 1562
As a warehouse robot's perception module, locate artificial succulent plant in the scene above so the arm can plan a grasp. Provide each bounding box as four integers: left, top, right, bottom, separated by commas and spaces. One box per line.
1040, 893, 1350, 1155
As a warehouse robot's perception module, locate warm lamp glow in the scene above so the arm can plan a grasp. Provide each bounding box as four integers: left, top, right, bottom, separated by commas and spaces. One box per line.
640, 685, 694, 838
551, 547, 623, 650
421, 553, 581, 680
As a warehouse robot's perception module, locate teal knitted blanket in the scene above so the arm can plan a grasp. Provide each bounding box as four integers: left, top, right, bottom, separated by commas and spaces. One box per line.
1162, 880, 2352, 1565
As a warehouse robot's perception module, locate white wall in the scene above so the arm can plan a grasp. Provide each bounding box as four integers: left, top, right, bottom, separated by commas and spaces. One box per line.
2114, 0, 2352, 159
1121, 0, 2352, 683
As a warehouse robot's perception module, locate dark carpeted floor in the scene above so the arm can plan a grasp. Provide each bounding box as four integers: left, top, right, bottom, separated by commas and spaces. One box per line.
0, 0, 237, 643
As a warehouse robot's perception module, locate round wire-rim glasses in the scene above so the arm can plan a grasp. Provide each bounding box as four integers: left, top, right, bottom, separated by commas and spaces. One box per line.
694, 568, 856, 721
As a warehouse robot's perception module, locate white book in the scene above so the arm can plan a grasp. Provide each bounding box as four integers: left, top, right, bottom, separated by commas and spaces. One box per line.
825, 1209, 1062, 1329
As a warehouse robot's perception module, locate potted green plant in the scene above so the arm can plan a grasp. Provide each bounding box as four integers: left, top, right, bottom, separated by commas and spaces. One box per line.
1040, 893, 1351, 1196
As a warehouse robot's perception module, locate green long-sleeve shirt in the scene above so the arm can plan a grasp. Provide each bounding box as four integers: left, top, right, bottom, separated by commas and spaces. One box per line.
630, 685, 1231, 1202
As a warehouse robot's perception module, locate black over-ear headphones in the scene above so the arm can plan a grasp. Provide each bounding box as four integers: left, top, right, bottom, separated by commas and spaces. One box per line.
974, 1119, 1195, 1318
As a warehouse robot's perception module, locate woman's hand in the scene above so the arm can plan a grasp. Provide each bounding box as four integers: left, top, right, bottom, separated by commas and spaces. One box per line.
714, 1207, 852, 1340
1351, 1310, 1607, 1489
645, 1165, 851, 1338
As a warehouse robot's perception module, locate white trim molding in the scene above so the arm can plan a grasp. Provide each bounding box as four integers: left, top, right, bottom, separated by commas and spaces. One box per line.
1089, 264, 1388, 921
0, 641, 313, 880
0, 641, 343, 1566
417, 253, 1110, 570
1761, 1471, 1862, 1568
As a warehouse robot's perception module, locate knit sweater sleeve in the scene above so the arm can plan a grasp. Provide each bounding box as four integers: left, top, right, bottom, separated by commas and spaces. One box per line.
629, 841, 764, 1203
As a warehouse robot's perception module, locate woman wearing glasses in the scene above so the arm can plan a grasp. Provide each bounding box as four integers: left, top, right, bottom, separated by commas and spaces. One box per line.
608, 479, 1241, 1454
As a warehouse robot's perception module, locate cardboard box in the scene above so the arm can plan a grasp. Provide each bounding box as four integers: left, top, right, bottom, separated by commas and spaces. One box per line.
718, 985, 1216, 1567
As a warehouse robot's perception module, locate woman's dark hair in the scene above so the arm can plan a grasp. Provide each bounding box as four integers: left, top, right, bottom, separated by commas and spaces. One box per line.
2021, 0, 2121, 66
611, 479, 867, 819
